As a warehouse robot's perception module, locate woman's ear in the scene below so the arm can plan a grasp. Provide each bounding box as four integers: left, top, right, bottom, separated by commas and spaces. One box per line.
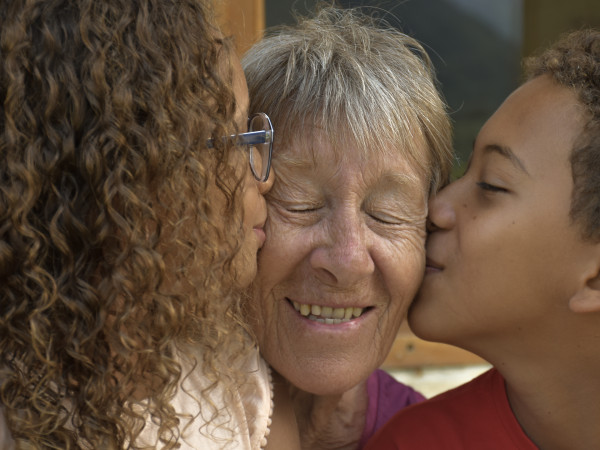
569, 265, 600, 313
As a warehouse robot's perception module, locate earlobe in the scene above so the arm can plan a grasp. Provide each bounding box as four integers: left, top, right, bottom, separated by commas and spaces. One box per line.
569, 271, 600, 313
569, 288, 600, 313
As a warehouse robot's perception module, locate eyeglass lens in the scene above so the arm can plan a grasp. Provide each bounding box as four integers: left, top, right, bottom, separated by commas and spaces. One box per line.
248, 114, 271, 181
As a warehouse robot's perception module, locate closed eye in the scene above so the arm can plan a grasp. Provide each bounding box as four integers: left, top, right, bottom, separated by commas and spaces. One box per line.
286, 205, 322, 213
368, 214, 403, 225
476, 181, 507, 193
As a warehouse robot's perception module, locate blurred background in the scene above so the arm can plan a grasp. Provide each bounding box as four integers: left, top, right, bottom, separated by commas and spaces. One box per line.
216, 0, 600, 396
221, 0, 600, 175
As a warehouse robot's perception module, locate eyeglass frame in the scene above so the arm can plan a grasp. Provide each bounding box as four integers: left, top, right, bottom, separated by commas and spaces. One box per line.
205, 112, 274, 182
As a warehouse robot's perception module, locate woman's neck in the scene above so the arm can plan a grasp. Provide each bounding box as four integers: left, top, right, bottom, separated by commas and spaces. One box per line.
290, 380, 368, 450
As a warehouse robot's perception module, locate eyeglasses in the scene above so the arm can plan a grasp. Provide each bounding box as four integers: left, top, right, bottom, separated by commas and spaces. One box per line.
206, 112, 274, 182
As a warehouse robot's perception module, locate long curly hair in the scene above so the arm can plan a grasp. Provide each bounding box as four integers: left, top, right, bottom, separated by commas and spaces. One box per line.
0, 0, 251, 447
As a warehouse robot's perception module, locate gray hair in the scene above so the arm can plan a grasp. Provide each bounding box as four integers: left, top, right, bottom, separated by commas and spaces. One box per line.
243, 6, 453, 192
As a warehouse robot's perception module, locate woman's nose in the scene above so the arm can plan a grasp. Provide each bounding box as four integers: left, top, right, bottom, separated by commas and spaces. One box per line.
309, 214, 375, 287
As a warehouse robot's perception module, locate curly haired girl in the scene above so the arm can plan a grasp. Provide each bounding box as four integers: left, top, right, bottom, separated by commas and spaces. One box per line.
0, 0, 277, 448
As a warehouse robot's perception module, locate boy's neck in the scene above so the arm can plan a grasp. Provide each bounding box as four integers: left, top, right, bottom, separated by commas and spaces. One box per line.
500, 346, 600, 449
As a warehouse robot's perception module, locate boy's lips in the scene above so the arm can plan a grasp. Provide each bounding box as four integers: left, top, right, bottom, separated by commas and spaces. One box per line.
425, 257, 444, 271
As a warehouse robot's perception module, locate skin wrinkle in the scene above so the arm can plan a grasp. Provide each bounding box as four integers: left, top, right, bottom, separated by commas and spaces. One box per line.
268, 140, 427, 235
266, 168, 427, 288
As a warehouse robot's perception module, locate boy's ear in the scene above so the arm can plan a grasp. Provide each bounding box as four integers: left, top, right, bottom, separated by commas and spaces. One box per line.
569, 267, 600, 313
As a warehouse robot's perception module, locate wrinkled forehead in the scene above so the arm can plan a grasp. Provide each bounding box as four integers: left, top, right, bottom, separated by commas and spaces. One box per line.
273, 122, 429, 186
276, 116, 428, 167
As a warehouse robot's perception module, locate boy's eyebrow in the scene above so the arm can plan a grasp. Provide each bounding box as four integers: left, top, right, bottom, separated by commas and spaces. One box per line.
483, 144, 530, 176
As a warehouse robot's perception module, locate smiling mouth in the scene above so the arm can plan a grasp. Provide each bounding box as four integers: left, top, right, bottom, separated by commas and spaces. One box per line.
288, 299, 370, 324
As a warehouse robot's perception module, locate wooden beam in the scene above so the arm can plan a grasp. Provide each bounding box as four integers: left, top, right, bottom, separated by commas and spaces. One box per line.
381, 322, 485, 369
215, 0, 265, 57
523, 0, 600, 57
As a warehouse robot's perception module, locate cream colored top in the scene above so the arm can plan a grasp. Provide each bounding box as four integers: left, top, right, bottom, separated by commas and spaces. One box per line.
0, 346, 273, 450
134, 345, 274, 449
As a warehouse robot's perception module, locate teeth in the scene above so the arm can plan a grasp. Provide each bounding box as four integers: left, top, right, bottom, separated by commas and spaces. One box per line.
300, 303, 311, 316
290, 300, 365, 324
312, 317, 344, 324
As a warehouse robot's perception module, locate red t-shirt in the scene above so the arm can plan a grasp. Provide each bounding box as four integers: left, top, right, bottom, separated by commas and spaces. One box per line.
364, 369, 538, 449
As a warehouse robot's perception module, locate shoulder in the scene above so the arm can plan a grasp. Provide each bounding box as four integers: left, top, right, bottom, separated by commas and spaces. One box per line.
135, 345, 272, 450
365, 369, 506, 450
239, 351, 274, 449
368, 369, 426, 405
388, 368, 498, 427
191, 345, 274, 449
365, 369, 425, 428
360, 369, 426, 445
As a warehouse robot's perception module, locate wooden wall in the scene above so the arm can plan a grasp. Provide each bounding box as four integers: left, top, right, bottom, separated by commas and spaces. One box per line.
523, 0, 600, 57
381, 323, 484, 369
214, 0, 265, 57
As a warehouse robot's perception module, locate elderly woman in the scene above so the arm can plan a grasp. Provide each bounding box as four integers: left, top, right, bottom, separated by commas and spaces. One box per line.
243, 7, 453, 449
0, 0, 296, 448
